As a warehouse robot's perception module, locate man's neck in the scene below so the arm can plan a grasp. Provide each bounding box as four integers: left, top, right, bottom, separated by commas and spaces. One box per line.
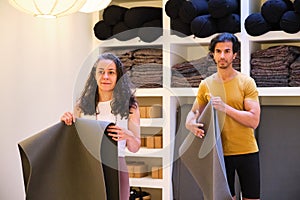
216, 67, 237, 82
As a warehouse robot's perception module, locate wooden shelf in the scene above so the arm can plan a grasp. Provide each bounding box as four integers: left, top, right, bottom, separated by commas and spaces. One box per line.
94, 1, 300, 199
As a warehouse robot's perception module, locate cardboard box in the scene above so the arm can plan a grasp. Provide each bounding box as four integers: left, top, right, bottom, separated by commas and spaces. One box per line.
147, 104, 162, 118
127, 162, 148, 178
139, 106, 147, 118
159, 167, 163, 179
127, 162, 135, 178
141, 137, 146, 147
154, 134, 162, 148
133, 164, 148, 178
151, 166, 163, 179
146, 136, 155, 148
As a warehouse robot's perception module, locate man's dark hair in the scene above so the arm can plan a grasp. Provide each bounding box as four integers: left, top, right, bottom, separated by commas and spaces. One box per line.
209, 32, 240, 54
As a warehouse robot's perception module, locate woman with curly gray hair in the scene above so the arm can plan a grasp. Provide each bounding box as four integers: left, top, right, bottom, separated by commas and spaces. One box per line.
61, 53, 141, 200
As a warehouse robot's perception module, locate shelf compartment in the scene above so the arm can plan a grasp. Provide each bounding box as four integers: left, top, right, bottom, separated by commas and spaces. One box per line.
137, 96, 163, 118
258, 87, 300, 96
130, 187, 162, 200
140, 127, 163, 149
126, 157, 163, 181
249, 43, 300, 88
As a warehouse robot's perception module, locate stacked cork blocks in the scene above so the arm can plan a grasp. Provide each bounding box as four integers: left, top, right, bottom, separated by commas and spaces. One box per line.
141, 133, 162, 149
128, 103, 163, 179
140, 104, 163, 149
127, 161, 163, 179
139, 104, 162, 119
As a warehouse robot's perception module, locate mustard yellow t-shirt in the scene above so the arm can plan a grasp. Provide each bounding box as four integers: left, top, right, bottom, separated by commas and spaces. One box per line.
196, 72, 259, 156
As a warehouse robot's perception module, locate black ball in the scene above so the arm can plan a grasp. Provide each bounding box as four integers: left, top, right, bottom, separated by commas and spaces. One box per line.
295, 0, 300, 13
261, 0, 290, 24
93, 20, 113, 40
171, 18, 192, 37
208, 0, 239, 19
244, 13, 272, 36
217, 13, 240, 33
280, 11, 300, 33
179, 0, 209, 23
112, 21, 137, 41
165, 0, 185, 19
191, 14, 217, 38
138, 19, 163, 42
103, 5, 128, 26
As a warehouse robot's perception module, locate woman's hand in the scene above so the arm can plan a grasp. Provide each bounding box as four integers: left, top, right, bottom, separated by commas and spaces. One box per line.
60, 112, 75, 126
106, 125, 133, 141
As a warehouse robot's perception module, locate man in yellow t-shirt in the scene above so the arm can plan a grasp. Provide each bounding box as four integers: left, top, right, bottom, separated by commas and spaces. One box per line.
185, 33, 261, 200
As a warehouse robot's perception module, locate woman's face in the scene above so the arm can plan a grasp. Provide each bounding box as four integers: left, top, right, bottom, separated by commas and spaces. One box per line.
95, 59, 117, 93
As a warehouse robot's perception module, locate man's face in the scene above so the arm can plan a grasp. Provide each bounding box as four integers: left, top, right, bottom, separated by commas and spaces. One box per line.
213, 41, 236, 70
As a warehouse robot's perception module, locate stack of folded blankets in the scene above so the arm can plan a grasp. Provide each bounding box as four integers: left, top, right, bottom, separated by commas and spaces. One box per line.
165, 0, 240, 38
289, 56, 300, 87
171, 53, 240, 87
112, 48, 163, 88
250, 45, 300, 87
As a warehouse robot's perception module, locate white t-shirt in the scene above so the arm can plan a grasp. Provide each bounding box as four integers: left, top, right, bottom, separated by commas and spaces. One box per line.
96, 100, 127, 157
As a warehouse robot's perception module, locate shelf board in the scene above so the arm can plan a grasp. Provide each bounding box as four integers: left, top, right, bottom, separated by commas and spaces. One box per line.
168, 32, 242, 45
258, 87, 300, 96
248, 31, 300, 42
125, 147, 165, 157
140, 118, 164, 127
95, 37, 163, 48
136, 87, 300, 97
136, 88, 165, 96
136, 87, 198, 97
137, 87, 199, 97
129, 176, 164, 188
167, 88, 198, 96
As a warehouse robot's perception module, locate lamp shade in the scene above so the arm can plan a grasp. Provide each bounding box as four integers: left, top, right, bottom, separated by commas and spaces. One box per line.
9, 0, 87, 18
79, 0, 112, 13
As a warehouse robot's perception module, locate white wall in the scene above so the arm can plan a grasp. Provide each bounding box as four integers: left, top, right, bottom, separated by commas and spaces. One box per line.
0, 1, 95, 199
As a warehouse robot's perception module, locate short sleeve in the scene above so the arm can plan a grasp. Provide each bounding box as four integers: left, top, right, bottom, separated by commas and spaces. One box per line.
196, 80, 210, 106
244, 77, 259, 102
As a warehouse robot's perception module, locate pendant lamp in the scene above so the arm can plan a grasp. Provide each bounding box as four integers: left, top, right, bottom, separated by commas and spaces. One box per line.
9, 0, 87, 18
79, 0, 112, 13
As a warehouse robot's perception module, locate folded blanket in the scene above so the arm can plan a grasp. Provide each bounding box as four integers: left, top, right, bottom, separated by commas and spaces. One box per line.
133, 48, 163, 57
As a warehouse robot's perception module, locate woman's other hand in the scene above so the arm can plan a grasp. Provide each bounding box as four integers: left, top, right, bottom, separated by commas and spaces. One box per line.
60, 112, 75, 125
107, 125, 132, 141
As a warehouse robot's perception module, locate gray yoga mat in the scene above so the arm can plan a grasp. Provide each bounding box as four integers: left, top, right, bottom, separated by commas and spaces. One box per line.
18, 118, 119, 200
179, 101, 232, 200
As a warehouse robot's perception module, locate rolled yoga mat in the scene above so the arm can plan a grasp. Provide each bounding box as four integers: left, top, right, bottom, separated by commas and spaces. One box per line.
179, 101, 232, 200
18, 118, 119, 200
